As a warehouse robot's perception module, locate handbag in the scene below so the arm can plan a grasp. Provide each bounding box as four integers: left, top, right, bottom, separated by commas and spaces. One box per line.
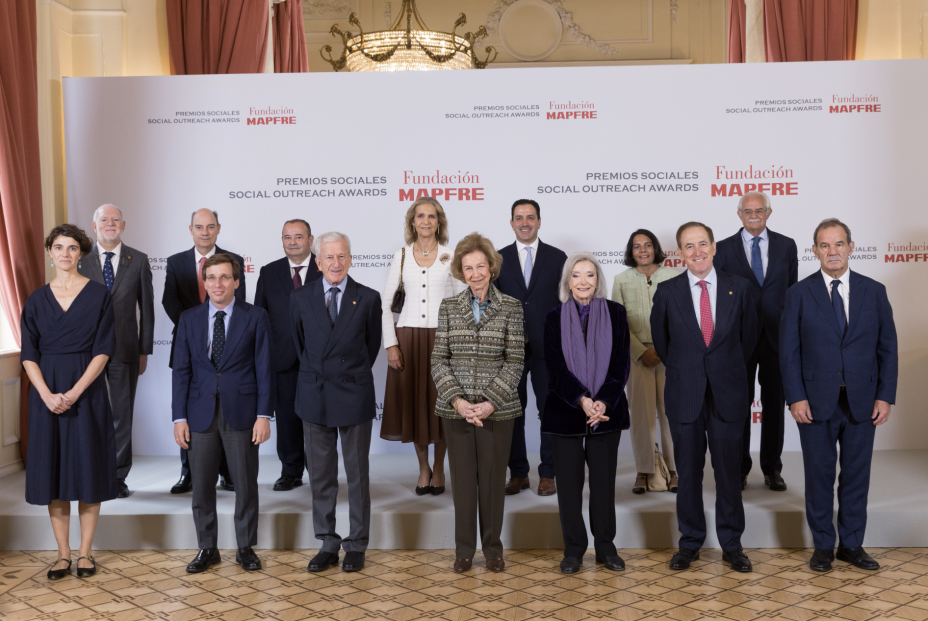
647, 443, 670, 492
390, 247, 406, 314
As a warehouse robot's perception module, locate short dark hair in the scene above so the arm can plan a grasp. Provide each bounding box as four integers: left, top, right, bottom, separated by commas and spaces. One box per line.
813, 218, 852, 246
511, 199, 540, 219
284, 219, 312, 237
676, 221, 715, 248
623, 229, 667, 267
45, 223, 93, 256
201, 253, 242, 281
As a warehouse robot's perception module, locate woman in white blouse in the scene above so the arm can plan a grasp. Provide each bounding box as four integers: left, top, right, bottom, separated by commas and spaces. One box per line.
381, 197, 459, 495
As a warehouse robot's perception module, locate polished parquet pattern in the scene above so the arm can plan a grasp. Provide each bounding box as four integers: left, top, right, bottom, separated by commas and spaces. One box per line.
1, 548, 927, 620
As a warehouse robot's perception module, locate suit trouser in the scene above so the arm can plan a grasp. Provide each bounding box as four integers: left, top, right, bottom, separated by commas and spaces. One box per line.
104, 358, 139, 480
551, 431, 621, 559
188, 403, 260, 550
669, 386, 745, 552
304, 419, 372, 553
741, 331, 786, 476
444, 417, 514, 560
275, 368, 305, 478
797, 389, 875, 550
627, 359, 675, 474
509, 355, 555, 480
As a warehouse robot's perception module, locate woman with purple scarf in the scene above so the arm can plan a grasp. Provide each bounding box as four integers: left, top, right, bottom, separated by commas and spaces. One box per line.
541, 252, 631, 575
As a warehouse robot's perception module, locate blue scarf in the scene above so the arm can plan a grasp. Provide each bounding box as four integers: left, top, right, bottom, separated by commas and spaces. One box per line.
560, 297, 612, 400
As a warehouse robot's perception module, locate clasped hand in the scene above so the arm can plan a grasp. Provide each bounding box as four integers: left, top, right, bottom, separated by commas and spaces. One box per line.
580, 396, 609, 426
43, 389, 79, 414
455, 399, 495, 427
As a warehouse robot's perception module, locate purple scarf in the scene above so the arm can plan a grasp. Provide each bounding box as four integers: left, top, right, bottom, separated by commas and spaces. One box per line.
560, 297, 612, 400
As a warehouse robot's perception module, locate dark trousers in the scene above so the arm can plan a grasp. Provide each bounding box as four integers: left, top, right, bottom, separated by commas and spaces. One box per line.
188, 404, 259, 550
105, 358, 138, 480
443, 417, 514, 560
741, 331, 785, 476
304, 419, 372, 553
275, 367, 305, 478
669, 386, 745, 552
509, 355, 555, 479
551, 432, 621, 559
797, 389, 875, 550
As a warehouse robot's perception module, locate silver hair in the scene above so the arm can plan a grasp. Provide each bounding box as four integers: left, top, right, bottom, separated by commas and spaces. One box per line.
737, 190, 771, 212
558, 252, 609, 303
312, 231, 352, 257
93, 204, 124, 222
190, 210, 220, 225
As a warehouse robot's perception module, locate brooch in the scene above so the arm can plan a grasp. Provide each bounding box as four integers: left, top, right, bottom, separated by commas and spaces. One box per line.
440, 253, 451, 264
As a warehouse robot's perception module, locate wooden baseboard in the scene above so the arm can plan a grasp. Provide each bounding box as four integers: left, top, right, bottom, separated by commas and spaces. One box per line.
0, 460, 23, 479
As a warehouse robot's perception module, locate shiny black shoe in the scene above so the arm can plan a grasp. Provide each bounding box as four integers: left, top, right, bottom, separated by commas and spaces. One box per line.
722, 549, 753, 573
669, 548, 700, 570
116, 479, 130, 498
171, 474, 192, 494
836, 546, 880, 570
596, 554, 625, 571
810, 548, 835, 572
342, 551, 365, 572
76, 556, 97, 578
764, 471, 787, 491
415, 469, 432, 496
186, 548, 221, 573
273, 476, 303, 491
559, 557, 582, 574
307, 551, 339, 572
220, 475, 234, 492
236, 547, 262, 571
47, 558, 71, 580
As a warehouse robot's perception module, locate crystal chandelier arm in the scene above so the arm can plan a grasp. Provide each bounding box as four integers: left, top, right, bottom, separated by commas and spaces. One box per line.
464, 26, 497, 69
320, 24, 351, 71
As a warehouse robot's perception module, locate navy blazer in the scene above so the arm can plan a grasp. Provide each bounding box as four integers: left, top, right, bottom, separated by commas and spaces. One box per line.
254, 255, 322, 373
495, 240, 567, 358
651, 270, 758, 424
779, 270, 897, 423
171, 300, 275, 433
715, 228, 798, 351
541, 300, 631, 436
162, 246, 246, 368
290, 275, 383, 427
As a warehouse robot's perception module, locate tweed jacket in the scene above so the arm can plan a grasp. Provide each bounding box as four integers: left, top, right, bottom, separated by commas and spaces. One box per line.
431, 285, 525, 421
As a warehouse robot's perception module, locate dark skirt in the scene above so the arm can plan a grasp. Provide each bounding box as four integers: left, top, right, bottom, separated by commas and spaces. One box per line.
381, 327, 443, 445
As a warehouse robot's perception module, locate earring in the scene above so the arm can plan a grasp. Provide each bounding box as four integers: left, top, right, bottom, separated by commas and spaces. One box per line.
50, 261, 54, 267
78, 260, 82, 269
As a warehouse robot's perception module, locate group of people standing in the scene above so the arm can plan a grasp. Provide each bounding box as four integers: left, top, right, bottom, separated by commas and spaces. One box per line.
21, 191, 897, 581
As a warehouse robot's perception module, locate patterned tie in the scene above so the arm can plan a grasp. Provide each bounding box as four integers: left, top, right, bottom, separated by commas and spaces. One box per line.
327, 286, 340, 327
831, 280, 846, 336
292, 266, 304, 289
103, 252, 115, 291
523, 247, 533, 288
751, 237, 764, 286
697, 280, 714, 347
197, 256, 207, 303
211, 311, 226, 369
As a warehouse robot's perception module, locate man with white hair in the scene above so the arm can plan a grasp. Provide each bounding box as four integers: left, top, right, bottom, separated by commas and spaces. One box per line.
78, 204, 155, 498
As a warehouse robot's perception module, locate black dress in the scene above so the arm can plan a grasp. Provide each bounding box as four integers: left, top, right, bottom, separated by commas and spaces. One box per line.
20, 281, 118, 505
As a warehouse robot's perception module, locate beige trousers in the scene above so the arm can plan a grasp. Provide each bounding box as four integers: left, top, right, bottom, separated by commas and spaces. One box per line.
627, 357, 675, 474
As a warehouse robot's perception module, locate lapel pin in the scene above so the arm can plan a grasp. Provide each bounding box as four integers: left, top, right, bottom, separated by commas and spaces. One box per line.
353, 301, 357, 305
729, 291, 733, 295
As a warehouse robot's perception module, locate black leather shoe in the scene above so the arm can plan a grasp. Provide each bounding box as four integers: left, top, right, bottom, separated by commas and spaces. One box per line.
116, 479, 130, 498
236, 547, 262, 571
76, 556, 97, 578
307, 551, 339, 572
171, 474, 192, 494
342, 551, 365, 572
559, 557, 582, 574
669, 548, 699, 570
186, 548, 220, 573
596, 554, 625, 571
837, 546, 880, 570
764, 471, 787, 491
220, 476, 234, 492
273, 476, 303, 491
741, 475, 748, 491
810, 548, 835, 572
722, 549, 753, 572
47, 558, 71, 580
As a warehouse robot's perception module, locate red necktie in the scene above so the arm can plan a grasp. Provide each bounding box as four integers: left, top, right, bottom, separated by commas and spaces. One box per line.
292, 266, 304, 289
197, 256, 207, 303
698, 280, 714, 346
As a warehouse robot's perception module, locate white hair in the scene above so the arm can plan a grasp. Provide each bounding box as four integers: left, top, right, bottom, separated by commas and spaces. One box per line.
558, 252, 609, 303
312, 231, 351, 257
93, 204, 123, 222
737, 191, 771, 212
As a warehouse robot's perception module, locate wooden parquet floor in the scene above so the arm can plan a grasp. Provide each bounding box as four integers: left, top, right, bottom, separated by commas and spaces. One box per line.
1, 548, 927, 620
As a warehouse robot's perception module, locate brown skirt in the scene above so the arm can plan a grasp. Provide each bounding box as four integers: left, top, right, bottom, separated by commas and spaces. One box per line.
381, 327, 444, 445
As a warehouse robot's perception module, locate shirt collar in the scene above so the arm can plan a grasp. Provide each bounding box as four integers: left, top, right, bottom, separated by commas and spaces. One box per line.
196, 246, 217, 261
741, 228, 768, 244
821, 268, 850, 287
99, 243, 122, 258
322, 276, 346, 292
687, 267, 717, 288
288, 256, 312, 270
519, 238, 540, 253
208, 296, 235, 318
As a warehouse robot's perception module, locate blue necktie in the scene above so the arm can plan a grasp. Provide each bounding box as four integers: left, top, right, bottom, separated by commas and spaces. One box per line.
831, 280, 846, 336
211, 311, 226, 369
751, 237, 764, 286
103, 252, 115, 290
523, 247, 533, 288
327, 286, 340, 327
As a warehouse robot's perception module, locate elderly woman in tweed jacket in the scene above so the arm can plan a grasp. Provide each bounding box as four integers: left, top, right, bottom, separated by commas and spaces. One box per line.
431, 232, 524, 574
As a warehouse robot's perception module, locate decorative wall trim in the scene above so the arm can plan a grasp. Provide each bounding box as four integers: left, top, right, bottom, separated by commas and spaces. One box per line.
498, 0, 563, 62
485, 0, 622, 56
0, 460, 23, 479
45, 0, 126, 16
2, 378, 20, 447
302, 0, 353, 21
671, 0, 678, 25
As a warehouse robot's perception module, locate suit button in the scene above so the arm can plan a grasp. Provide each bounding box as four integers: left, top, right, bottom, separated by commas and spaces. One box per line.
341, 358, 345, 362
216, 373, 221, 377
422, 299, 426, 303
701, 373, 706, 378
422, 284, 426, 288
422, 314, 426, 318
422, 270, 426, 274
837, 371, 842, 374
342, 378, 348, 383
323, 359, 327, 363
211, 394, 215, 398
324, 379, 329, 383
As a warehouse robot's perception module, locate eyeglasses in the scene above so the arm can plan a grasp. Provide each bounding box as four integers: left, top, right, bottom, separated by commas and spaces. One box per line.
204, 275, 234, 284
739, 209, 768, 217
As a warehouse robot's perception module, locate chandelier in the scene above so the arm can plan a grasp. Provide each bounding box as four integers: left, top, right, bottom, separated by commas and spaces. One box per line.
321, 0, 497, 72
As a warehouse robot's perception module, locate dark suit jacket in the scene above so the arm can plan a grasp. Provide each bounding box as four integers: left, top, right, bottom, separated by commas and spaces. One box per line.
779, 270, 897, 422
79, 243, 154, 363
541, 300, 631, 436
290, 275, 382, 427
254, 255, 322, 373
171, 300, 274, 432
495, 240, 567, 358
715, 228, 798, 351
651, 270, 758, 424
162, 246, 246, 368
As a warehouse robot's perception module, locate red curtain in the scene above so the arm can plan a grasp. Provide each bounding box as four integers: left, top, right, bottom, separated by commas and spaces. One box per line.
274, 0, 309, 73
166, 0, 270, 75
728, 0, 748, 63
764, 0, 858, 61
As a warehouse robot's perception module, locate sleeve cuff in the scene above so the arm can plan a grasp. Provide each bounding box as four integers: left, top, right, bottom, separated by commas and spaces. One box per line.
174, 419, 187, 423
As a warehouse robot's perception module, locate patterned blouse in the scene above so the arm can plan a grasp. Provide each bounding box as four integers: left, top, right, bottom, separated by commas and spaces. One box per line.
431, 285, 525, 421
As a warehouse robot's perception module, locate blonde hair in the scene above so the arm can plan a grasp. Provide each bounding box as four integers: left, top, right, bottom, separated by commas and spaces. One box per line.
404, 197, 449, 246
558, 252, 608, 302
450, 233, 503, 283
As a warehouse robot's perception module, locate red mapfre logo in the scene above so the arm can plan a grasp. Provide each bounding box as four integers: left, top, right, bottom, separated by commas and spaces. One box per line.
547, 100, 597, 120
246, 106, 296, 125
885, 243, 928, 263
829, 94, 881, 114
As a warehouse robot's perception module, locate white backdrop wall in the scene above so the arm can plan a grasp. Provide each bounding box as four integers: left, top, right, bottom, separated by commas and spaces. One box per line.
62, 61, 928, 458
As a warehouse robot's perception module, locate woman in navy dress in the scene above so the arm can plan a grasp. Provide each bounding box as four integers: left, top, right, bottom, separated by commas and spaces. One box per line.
21, 223, 117, 580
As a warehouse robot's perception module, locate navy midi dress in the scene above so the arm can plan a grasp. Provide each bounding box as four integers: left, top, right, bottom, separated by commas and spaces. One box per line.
20, 281, 118, 505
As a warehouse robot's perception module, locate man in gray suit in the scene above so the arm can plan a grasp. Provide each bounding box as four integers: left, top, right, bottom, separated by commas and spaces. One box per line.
79, 204, 155, 498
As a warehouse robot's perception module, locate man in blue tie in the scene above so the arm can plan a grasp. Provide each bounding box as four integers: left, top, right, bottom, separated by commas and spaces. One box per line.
715, 191, 797, 492
780, 219, 897, 572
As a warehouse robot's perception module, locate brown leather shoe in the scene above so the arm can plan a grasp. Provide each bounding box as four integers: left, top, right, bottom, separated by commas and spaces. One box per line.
668, 472, 679, 493
453, 558, 472, 573
486, 558, 505, 572
537, 477, 556, 496
505, 477, 529, 495
633, 474, 648, 494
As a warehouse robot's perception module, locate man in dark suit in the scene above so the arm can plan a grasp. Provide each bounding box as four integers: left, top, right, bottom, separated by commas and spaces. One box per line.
172, 253, 274, 574
715, 191, 798, 492
79, 204, 154, 498
163, 208, 246, 494
290, 232, 382, 574
780, 218, 897, 572
651, 222, 758, 572
496, 199, 567, 496
254, 219, 321, 491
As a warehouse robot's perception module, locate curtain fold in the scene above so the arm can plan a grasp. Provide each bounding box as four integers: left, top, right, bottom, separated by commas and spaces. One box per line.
763, 0, 858, 61
274, 0, 309, 73
728, 0, 748, 63
167, 0, 270, 75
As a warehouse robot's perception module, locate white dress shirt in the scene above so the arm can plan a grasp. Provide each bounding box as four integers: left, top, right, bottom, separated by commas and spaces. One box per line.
98, 243, 122, 277
687, 267, 718, 328
741, 227, 768, 277
821, 268, 850, 322
516, 237, 540, 272
289, 256, 312, 285
195, 246, 216, 274
322, 277, 345, 315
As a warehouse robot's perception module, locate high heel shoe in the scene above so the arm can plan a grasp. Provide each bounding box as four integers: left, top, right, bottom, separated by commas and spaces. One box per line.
76, 556, 97, 578
415, 469, 432, 496
430, 472, 445, 496
47, 558, 71, 580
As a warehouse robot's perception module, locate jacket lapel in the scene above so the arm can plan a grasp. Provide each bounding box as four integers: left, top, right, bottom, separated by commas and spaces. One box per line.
709, 272, 736, 350
183, 247, 200, 305
526, 241, 546, 294
325, 277, 360, 356
732, 229, 754, 279
278, 259, 296, 293
502, 243, 527, 293
458, 288, 477, 333
671, 274, 707, 348
190, 304, 211, 365
846, 270, 864, 338
310, 278, 334, 337
86, 244, 105, 285
110, 248, 131, 294
218, 302, 248, 368
808, 272, 843, 338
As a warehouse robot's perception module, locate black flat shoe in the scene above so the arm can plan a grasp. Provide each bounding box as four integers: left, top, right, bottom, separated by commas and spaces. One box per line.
117, 479, 130, 498
273, 475, 303, 491
764, 471, 787, 491
669, 548, 700, 570
415, 469, 432, 496
810, 548, 834, 572
307, 551, 339, 572
236, 547, 262, 571
559, 557, 582, 574
722, 549, 753, 573
596, 554, 625, 571
47, 558, 71, 580
342, 551, 365, 572
186, 548, 221, 573
76, 556, 96, 578
220, 475, 234, 492
837, 546, 880, 570
171, 474, 192, 494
